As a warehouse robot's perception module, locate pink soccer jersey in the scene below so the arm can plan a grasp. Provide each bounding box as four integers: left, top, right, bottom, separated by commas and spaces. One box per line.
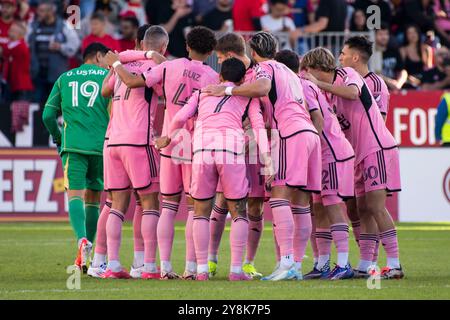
330, 67, 397, 163
254, 60, 317, 138
106, 59, 161, 147
169, 85, 269, 155
364, 71, 390, 116
300, 77, 354, 162
142, 58, 219, 158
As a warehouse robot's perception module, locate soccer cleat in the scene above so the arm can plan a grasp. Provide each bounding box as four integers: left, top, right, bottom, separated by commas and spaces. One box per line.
208, 260, 217, 277
130, 265, 145, 279
142, 271, 161, 280
381, 266, 404, 279
261, 266, 302, 281
87, 263, 107, 278
74, 238, 88, 271
196, 272, 209, 281
304, 261, 331, 280
160, 271, 181, 280
102, 268, 131, 279
328, 264, 355, 280
229, 272, 252, 281
352, 269, 370, 279
81, 240, 93, 274
182, 270, 197, 280
242, 263, 263, 278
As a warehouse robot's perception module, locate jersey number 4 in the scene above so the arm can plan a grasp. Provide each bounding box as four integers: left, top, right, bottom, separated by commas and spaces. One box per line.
69, 81, 99, 107
172, 83, 199, 106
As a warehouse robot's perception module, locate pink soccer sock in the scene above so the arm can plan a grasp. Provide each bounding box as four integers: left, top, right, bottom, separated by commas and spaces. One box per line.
315, 228, 332, 269
330, 223, 350, 267
133, 202, 144, 253
106, 208, 125, 262
292, 205, 312, 263
269, 198, 294, 258
273, 223, 281, 262
208, 205, 228, 260
157, 200, 179, 263
310, 214, 319, 261
142, 209, 159, 264
193, 216, 210, 268
352, 220, 361, 245
380, 229, 400, 268
230, 217, 249, 270
94, 199, 111, 256
373, 236, 380, 263
359, 233, 378, 270
185, 206, 196, 264
246, 215, 263, 263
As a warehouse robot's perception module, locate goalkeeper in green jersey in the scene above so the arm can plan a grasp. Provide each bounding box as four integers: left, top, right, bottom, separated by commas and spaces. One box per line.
42, 43, 110, 272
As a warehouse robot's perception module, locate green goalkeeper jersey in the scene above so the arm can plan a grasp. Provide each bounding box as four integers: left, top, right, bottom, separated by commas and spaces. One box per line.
43, 63, 110, 156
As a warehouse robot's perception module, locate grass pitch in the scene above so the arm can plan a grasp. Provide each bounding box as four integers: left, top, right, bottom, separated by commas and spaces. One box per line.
0, 222, 449, 300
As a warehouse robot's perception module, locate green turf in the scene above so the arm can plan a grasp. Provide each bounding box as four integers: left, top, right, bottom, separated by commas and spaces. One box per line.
0, 222, 449, 300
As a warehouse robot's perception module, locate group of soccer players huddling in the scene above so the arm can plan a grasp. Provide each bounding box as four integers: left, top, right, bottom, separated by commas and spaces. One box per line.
43, 24, 404, 282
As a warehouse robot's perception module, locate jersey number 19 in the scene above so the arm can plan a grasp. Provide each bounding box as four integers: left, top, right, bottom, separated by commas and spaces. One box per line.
69, 81, 100, 107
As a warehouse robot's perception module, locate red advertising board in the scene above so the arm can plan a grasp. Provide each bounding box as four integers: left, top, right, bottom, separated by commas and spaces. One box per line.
386, 90, 444, 147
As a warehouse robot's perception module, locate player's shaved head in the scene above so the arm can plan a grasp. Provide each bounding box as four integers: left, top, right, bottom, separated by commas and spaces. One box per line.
143, 25, 169, 52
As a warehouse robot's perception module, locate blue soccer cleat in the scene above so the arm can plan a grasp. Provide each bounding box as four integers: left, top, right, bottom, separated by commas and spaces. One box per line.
328, 264, 355, 280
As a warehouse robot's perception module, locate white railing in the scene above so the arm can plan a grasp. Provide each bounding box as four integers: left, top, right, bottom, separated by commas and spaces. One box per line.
206, 31, 378, 72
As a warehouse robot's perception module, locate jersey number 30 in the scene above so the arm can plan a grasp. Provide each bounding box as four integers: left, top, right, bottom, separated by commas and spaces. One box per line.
69, 81, 100, 107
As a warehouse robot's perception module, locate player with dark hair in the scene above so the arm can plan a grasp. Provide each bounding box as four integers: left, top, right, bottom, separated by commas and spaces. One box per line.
339, 35, 392, 271
42, 42, 110, 273
156, 57, 272, 281
104, 26, 218, 280
205, 32, 321, 281
207, 33, 266, 279
302, 47, 404, 280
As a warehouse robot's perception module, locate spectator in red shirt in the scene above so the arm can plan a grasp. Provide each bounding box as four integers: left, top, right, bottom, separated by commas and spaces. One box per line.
2, 20, 33, 99
117, 13, 139, 52
0, 0, 16, 49
232, 0, 266, 31
82, 12, 119, 53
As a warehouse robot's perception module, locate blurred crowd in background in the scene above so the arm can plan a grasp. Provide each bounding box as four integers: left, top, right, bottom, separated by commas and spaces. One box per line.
1, 0, 450, 110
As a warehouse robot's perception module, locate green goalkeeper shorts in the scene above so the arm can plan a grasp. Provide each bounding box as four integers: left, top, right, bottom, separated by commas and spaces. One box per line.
61, 152, 103, 191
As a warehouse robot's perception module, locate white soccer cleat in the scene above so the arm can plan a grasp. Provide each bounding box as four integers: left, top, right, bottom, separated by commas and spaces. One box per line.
130, 265, 145, 279
261, 265, 302, 281
87, 263, 107, 278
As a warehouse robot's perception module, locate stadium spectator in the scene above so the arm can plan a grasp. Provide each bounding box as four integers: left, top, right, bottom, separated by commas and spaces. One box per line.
232, 0, 266, 31
120, 0, 147, 26
0, 0, 16, 49
349, 9, 368, 32
79, 0, 116, 39
375, 24, 408, 90
399, 24, 433, 78
261, 0, 296, 49
402, 0, 450, 48
145, 0, 195, 58
434, 0, 450, 34
117, 13, 139, 52
261, 0, 296, 32
82, 12, 119, 53
421, 47, 450, 90
290, 0, 347, 41
2, 20, 33, 99
353, 0, 392, 26
199, 0, 232, 32
27, 0, 80, 104
435, 92, 450, 146
193, 0, 216, 18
